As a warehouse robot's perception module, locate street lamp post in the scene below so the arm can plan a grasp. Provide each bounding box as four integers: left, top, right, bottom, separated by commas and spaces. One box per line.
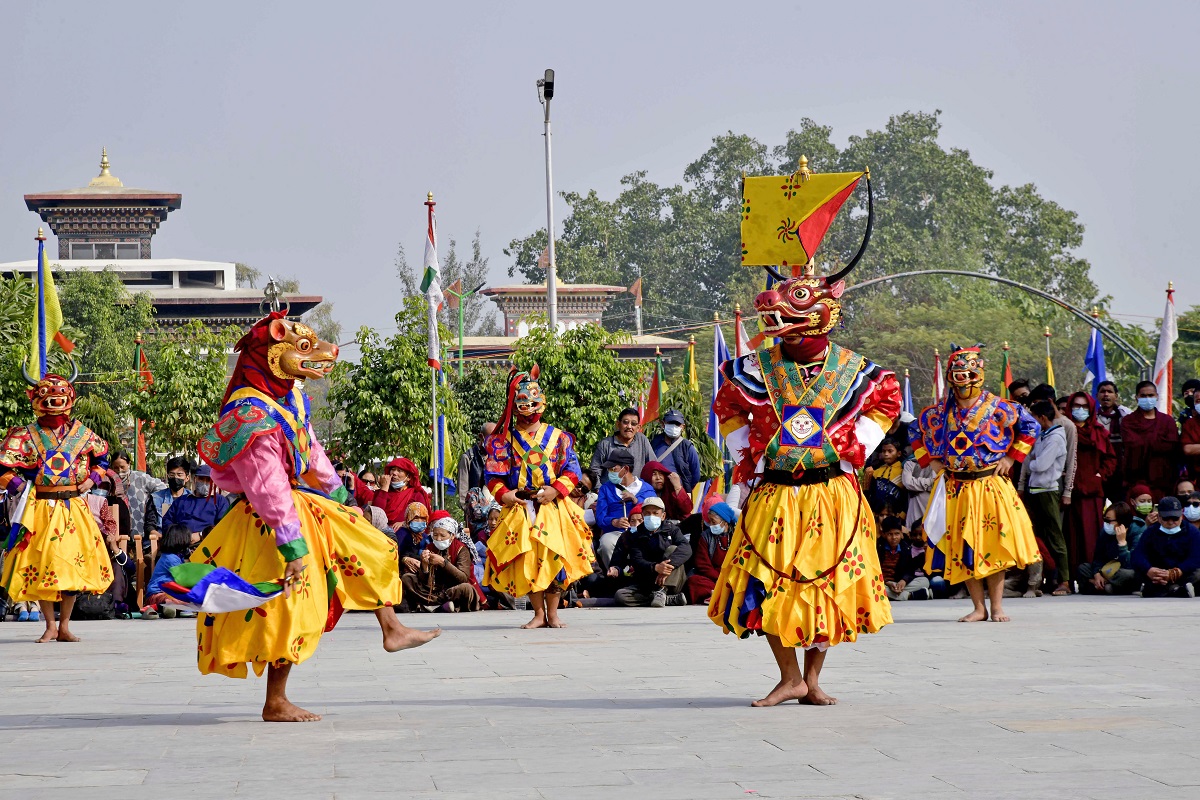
537, 68, 558, 333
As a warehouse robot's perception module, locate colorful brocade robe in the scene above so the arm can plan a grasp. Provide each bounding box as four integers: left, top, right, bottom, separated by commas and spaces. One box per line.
713, 344, 900, 483
911, 391, 1039, 472
484, 422, 582, 501
0, 420, 107, 494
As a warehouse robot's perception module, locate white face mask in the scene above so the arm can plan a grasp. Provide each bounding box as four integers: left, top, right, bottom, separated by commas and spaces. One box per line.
431, 538, 451, 551
1185, 506, 1200, 523
663, 423, 682, 438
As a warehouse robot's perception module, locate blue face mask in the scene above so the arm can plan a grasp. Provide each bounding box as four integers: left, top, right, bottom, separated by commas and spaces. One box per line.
643, 515, 662, 531
1103, 522, 1116, 535
92, 488, 109, 498
708, 523, 726, 536
1137, 396, 1158, 411
1071, 407, 1090, 422
607, 470, 623, 485
409, 520, 427, 533
1161, 523, 1182, 535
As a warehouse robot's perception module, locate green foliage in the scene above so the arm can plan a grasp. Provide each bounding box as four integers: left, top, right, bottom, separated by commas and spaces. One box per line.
0, 275, 37, 430
328, 297, 469, 475
642, 378, 723, 480
396, 231, 500, 337
73, 394, 119, 449
510, 319, 645, 463
127, 321, 239, 459
453, 362, 508, 437
56, 269, 155, 412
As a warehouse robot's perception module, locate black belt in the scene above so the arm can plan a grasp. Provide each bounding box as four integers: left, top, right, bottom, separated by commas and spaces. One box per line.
947, 467, 997, 481
35, 488, 82, 499
762, 467, 838, 487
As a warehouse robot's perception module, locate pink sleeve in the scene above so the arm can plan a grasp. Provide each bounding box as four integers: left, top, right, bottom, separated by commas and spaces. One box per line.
306, 429, 342, 495
224, 431, 305, 556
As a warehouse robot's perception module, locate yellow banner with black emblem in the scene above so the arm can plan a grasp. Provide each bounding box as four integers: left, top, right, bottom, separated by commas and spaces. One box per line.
740, 169, 865, 268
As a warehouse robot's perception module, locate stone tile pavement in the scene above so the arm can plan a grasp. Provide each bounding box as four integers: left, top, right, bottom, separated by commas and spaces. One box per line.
1, 597, 1198, 800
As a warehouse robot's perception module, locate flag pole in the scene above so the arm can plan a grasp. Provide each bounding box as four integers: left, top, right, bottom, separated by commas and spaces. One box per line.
425, 193, 440, 510
35, 228, 48, 378
734, 303, 742, 358
1044, 326, 1054, 389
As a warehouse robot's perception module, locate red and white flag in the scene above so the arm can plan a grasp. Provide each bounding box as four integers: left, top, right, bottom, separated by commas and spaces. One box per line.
933, 350, 945, 403
1152, 284, 1177, 413
421, 201, 443, 369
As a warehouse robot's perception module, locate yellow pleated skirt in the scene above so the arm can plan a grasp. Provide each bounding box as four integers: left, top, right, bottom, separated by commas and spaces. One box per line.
193, 491, 402, 679
926, 473, 1040, 583
484, 497, 594, 596
1, 496, 111, 602
708, 474, 892, 649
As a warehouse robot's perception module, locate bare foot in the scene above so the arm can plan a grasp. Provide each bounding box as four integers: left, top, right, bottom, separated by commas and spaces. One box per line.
56, 631, 80, 642
262, 698, 322, 722
801, 684, 838, 706
958, 608, 988, 622
751, 679, 809, 707
990, 611, 1011, 622
1021, 590, 1037, 599
383, 626, 441, 653
520, 615, 547, 629
35, 629, 58, 643
545, 612, 567, 628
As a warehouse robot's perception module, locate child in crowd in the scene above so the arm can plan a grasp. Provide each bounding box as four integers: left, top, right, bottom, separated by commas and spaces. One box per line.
143, 524, 193, 619
1077, 501, 1144, 595
864, 439, 906, 515
877, 516, 930, 600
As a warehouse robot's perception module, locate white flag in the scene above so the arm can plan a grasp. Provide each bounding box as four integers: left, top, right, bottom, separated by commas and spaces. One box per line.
421, 207, 443, 369
1152, 286, 1177, 413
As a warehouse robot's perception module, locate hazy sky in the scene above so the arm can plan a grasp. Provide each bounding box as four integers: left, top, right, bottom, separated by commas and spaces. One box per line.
0, 1, 1193, 344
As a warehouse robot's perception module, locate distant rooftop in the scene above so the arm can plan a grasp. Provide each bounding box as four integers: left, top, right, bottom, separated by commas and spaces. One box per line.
24, 148, 182, 209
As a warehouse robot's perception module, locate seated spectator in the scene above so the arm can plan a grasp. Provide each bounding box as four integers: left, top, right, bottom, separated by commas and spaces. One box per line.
397, 502, 430, 572
1131, 496, 1200, 597
351, 468, 378, 508
1078, 501, 1144, 595
475, 502, 502, 556
567, 473, 598, 526
614, 496, 691, 608
1175, 478, 1196, 507
1129, 484, 1159, 528
399, 510, 484, 612
641, 461, 694, 521
372, 457, 432, 528
364, 504, 393, 538
162, 464, 230, 539
687, 502, 737, 605
901, 457, 937, 529
143, 455, 192, 550
595, 449, 657, 567
649, 409, 702, 494
864, 439, 905, 515
589, 407, 655, 489
144, 525, 193, 619
1186, 490, 1200, 527
878, 517, 930, 600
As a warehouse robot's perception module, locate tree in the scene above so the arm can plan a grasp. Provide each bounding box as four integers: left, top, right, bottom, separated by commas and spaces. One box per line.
56, 268, 155, 414
453, 362, 507, 438
509, 319, 646, 463
304, 301, 343, 443
328, 297, 470, 472
0, 274, 37, 431
396, 230, 500, 337
235, 263, 261, 289
127, 321, 239, 460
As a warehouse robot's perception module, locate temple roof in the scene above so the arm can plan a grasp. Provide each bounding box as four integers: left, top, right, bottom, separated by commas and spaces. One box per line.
24, 149, 181, 209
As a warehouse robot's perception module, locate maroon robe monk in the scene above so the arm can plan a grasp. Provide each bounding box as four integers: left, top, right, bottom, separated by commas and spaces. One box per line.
1065, 392, 1117, 575
1120, 399, 1180, 499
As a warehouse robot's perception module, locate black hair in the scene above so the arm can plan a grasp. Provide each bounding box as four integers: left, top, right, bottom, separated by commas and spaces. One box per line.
1135, 380, 1156, 395
1029, 399, 1057, 421
112, 450, 131, 465
1107, 501, 1133, 528
1008, 378, 1032, 394
357, 468, 374, 480
618, 407, 640, 422
161, 524, 193, 556
880, 516, 904, 533
1096, 380, 1117, 393
165, 456, 193, 475
1028, 384, 1057, 404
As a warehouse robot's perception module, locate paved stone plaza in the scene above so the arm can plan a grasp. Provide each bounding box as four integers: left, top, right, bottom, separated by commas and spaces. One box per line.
1, 597, 1198, 800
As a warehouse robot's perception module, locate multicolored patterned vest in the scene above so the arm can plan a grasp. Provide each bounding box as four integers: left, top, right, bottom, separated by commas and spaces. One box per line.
198, 385, 313, 480
29, 420, 94, 487
499, 423, 568, 490
759, 343, 865, 474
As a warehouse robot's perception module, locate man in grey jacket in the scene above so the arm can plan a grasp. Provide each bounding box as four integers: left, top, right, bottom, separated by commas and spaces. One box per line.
589, 407, 655, 489
1019, 399, 1071, 594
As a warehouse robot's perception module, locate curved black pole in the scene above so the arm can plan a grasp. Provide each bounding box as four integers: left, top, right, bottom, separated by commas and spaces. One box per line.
827, 176, 873, 284
844, 269, 1152, 377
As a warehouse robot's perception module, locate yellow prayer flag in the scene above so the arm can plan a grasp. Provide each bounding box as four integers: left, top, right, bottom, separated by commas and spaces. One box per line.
740, 170, 865, 268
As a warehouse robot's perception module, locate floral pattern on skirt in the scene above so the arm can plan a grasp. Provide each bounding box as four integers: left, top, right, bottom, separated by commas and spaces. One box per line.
1, 497, 110, 602
484, 498, 594, 596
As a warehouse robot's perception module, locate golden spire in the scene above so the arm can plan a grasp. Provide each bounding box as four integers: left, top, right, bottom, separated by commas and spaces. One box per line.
904, 368, 910, 377
688, 334, 695, 344
1003, 341, 1010, 350
795, 154, 813, 182
36, 227, 45, 242
1044, 326, 1051, 338
713, 311, 720, 322
89, 147, 123, 187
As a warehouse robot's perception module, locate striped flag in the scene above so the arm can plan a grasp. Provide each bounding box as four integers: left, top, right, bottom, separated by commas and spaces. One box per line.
1152, 284, 1177, 414
422, 198, 443, 369
902, 369, 914, 416
30, 231, 74, 378
428, 410, 457, 497
707, 323, 730, 445
932, 350, 945, 404
642, 351, 667, 424
1083, 329, 1107, 399
1000, 344, 1014, 400
685, 337, 699, 391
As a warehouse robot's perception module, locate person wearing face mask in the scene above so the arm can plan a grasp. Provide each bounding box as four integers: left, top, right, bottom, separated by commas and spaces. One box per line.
398, 502, 431, 571
111, 451, 165, 552
648, 409, 701, 494
1063, 392, 1117, 582
1077, 502, 1144, 595
1182, 406, 1200, 483
1019, 400, 1071, 596
1178, 379, 1200, 425
1120, 380, 1181, 498
1185, 491, 1200, 525
399, 511, 484, 612
594, 449, 658, 566
143, 455, 193, 553
1130, 496, 1200, 597
613, 497, 691, 607
371, 457, 431, 529
161, 463, 230, 540
686, 501, 737, 605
